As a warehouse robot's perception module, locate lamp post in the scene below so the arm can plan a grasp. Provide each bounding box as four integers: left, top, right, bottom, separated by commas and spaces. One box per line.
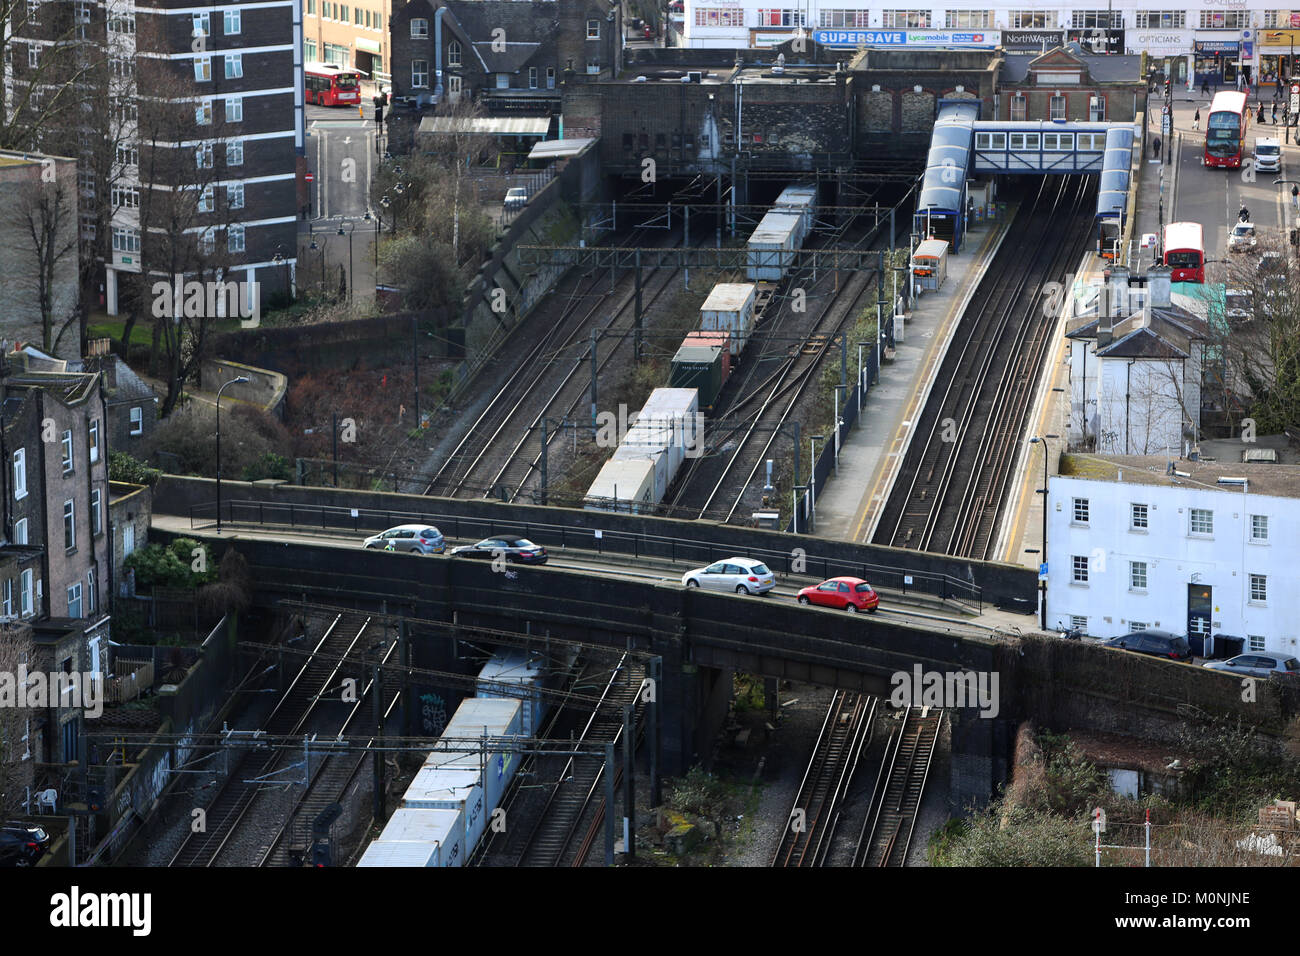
216, 375, 251, 531
365, 208, 382, 273
1028, 434, 1058, 630
309, 233, 326, 291
337, 218, 356, 304
808, 434, 825, 534
271, 245, 290, 305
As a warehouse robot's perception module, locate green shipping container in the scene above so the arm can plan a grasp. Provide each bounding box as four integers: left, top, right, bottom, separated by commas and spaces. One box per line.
669, 344, 724, 409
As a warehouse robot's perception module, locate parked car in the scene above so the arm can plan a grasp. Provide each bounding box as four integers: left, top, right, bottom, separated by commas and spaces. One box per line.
1101, 630, 1192, 662
1227, 222, 1256, 252
363, 525, 445, 554
796, 577, 880, 613
448, 537, 548, 564
1224, 288, 1253, 322
504, 187, 528, 211
682, 557, 774, 595
1203, 652, 1300, 679
0, 822, 50, 867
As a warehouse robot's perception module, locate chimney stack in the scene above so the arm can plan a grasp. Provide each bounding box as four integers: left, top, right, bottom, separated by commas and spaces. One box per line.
1098, 266, 1128, 348
1147, 264, 1172, 307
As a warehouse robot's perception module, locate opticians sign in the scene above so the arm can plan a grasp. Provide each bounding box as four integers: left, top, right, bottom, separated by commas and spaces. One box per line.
813, 29, 1001, 48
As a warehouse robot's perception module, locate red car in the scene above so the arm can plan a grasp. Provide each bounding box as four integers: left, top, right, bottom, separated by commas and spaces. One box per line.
796, 577, 880, 614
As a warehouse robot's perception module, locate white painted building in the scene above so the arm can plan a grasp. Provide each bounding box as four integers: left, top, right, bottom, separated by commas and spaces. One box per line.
1046, 454, 1300, 659
680, 0, 1299, 91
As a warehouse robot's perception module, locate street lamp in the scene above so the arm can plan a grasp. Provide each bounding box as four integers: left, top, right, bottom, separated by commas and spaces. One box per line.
807, 434, 826, 533
216, 376, 251, 531
337, 218, 356, 304
309, 234, 326, 290
365, 209, 381, 273
271, 245, 290, 305
1027, 434, 1059, 630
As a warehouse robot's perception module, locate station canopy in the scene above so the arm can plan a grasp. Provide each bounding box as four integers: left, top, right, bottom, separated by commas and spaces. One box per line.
528, 138, 597, 161
418, 116, 551, 137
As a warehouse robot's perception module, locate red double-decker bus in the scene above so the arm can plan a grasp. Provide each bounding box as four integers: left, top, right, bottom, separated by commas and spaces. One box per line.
1204, 90, 1248, 167
1163, 221, 1205, 282
304, 62, 361, 106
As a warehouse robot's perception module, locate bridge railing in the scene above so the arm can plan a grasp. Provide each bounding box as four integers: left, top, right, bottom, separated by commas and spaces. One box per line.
190, 499, 982, 611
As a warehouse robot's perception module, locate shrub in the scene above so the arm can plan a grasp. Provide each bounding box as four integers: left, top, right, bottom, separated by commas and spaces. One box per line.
123, 538, 217, 589
108, 451, 162, 486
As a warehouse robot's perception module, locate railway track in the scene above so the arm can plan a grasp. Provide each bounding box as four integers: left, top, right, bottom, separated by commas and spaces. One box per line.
854, 706, 942, 867
424, 226, 683, 500
771, 691, 876, 867
873, 176, 1094, 558
168, 611, 374, 867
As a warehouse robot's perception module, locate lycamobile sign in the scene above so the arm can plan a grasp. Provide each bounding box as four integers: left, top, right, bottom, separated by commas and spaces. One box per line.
813, 29, 1000, 47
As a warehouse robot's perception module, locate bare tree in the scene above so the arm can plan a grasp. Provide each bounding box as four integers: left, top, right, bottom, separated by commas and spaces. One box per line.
9, 161, 80, 354
0, 622, 36, 817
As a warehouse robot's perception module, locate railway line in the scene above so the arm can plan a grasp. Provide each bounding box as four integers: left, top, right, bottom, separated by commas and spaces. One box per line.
873, 176, 1094, 558
853, 706, 942, 867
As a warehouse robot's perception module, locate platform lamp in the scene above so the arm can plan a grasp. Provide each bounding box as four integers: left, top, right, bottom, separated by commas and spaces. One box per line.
807, 434, 826, 534
216, 376, 251, 532
1027, 434, 1060, 630
337, 217, 356, 303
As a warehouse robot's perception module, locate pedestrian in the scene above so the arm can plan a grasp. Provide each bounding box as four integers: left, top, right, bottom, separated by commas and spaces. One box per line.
1194, 108, 1201, 131
1272, 102, 1278, 124
1261, 103, 1267, 123
1293, 184, 1299, 209
1152, 135, 1161, 159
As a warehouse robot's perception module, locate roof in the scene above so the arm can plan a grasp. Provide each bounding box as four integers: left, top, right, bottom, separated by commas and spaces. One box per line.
1164, 221, 1203, 248
419, 115, 551, 137
1002, 51, 1144, 84
472, 41, 541, 75
1059, 453, 1300, 500
1068, 304, 1210, 354
527, 138, 596, 161
672, 344, 723, 363
919, 100, 979, 212
702, 283, 756, 312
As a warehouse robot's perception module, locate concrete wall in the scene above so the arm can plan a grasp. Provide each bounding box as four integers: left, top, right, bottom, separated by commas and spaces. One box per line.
108, 481, 151, 598
198, 358, 288, 420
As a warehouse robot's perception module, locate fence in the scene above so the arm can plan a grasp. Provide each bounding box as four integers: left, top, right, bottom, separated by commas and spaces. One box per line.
104, 659, 155, 705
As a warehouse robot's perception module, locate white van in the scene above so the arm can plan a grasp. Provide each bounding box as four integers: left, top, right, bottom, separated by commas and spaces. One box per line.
1254, 136, 1281, 173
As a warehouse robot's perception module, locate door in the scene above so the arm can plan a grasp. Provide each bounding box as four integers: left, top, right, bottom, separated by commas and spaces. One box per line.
814, 582, 838, 607
700, 562, 727, 590
122, 523, 135, 557
1187, 583, 1212, 646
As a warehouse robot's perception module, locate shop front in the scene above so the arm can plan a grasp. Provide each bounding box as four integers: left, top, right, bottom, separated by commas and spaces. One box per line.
1130, 29, 1193, 88
1193, 39, 1239, 88
1258, 27, 1300, 88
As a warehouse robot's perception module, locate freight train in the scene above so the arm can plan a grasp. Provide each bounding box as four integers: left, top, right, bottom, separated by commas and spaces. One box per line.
582, 185, 818, 514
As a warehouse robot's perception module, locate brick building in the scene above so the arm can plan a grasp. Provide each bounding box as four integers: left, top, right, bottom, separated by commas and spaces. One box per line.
998, 48, 1146, 122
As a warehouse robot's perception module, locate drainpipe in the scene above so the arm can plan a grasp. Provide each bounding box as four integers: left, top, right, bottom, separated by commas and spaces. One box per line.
435, 8, 448, 101
1125, 359, 1135, 454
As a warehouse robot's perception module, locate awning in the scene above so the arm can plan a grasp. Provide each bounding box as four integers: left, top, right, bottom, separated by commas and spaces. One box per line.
528, 137, 596, 161
355, 37, 381, 54
418, 116, 551, 137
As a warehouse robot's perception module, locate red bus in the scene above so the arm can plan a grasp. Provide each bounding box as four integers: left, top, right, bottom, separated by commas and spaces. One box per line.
304, 62, 361, 106
1205, 90, 1248, 167
1163, 221, 1204, 282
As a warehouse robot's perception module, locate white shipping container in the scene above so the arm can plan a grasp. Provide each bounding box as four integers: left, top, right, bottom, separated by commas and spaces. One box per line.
427, 698, 523, 814
477, 649, 549, 738
402, 765, 487, 859
366, 807, 467, 867
774, 184, 817, 239
700, 283, 758, 355
611, 443, 673, 504
746, 212, 801, 281
586, 456, 658, 513
357, 839, 443, 868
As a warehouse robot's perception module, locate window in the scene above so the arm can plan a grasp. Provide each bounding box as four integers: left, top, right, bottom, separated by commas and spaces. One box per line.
61, 430, 73, 474
1264, 10, 1280, 28
227, 182, 245, 209
1076, 132, 1106, 151
196, 101, 213, 125
881, 9, 930, 28
225, 53, 243, 79
1250, 514, 1268, 541
64, 500, 75, 551
1249, 574, 1267, 603
411, 59, 429, 88
1128, 621, 1147, 632
1072, 497, 1089, 523
227, 140, 244, 166
547, 67, 555, 89
448, 40, 461, 67
945, 10, 991, 28
306, 0, 314, 15
757, 9, 806, 27
198, 184, 214, 213
198, 230, 216, 256
26, 0, 39, 25
116, 144, 139, 168
14, 518, 26, 546
1008, 11, 1055, 28
1071, 555, 1089, 583
67, 584, 82, 619
113, 101, 139, 126
975, 131, 1007, 150
1199, 11, 1248, 29
1070, 615, 1087, 632
1072, 10, 1122, 28
411, 17, 428, 37
226, 96, 243, 123
193, 11, 209, 36
2, 579, 11, 618
129, 407, 143, 435
1009, 132, 1040, 150
1134, 10, 1184, 28
1049, 94, 1066, 122
354, 8, 362, 24
529, 67, 537, 89
108, 11, 135, 34
20, 570, 33, 618
12, 449, 26, 501
587, 18, 600, 38
1248, 634, 1267, 652
87, 569, 96, 614
701, 7, 748, 26
80, 215, 96, 242
110, 57, 134, 79
1129, 561, 1147, 590
1190, 508, 1213, 535
1130, 503, 1148, 529
91, 488, 102, 536
111, 186, 140, 208
365, 9, 370, 27
1010, 95, 1027, 121
305, 38, 317, 61
585, 59, 599, 74
195, 57, 212, 82
227, 224, 245, 253
496, 73, 510, 89
448, 75, 462, 94
28, 46, 40, 70
196, 143, 214, 169
112, 227, 141, 253
339, 5, 348, 22
1043, 132, 1073, 150
222, 7, 240, 33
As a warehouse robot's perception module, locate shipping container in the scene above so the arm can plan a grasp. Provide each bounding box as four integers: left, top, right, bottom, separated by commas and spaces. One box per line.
357, 840, 444, 868
746, 213, 802, 281
700, 282, 758, 354
476, 648, 549, 737
669, 343, 725, 409
773, 184, 818, 244
683, 331, 732, 383
585, 456, 658, 513
624, 388, 700, 475
426, 698, 523, 814
610, 442, 672, 504
362, 806, 467, 867
402, 765, 488, 858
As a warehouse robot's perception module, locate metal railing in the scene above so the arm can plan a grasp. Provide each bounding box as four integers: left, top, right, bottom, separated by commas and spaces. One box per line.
187, 498, 983, 610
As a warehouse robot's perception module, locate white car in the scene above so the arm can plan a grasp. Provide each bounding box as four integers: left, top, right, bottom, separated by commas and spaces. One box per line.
1227, 222, 1256, 252
504, 187, 528, 210
682, 557, 775, 595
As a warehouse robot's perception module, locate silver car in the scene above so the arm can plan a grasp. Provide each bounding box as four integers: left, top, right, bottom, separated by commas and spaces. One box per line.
1203, 653, 1300, 679
1227, 222, 1256, 252
363, 524, 445, 554
682, 557, 775, 595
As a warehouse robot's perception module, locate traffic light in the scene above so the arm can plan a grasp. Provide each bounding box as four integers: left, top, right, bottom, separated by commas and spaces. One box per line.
86, 786, 105, 813
311, 840, 331, 867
